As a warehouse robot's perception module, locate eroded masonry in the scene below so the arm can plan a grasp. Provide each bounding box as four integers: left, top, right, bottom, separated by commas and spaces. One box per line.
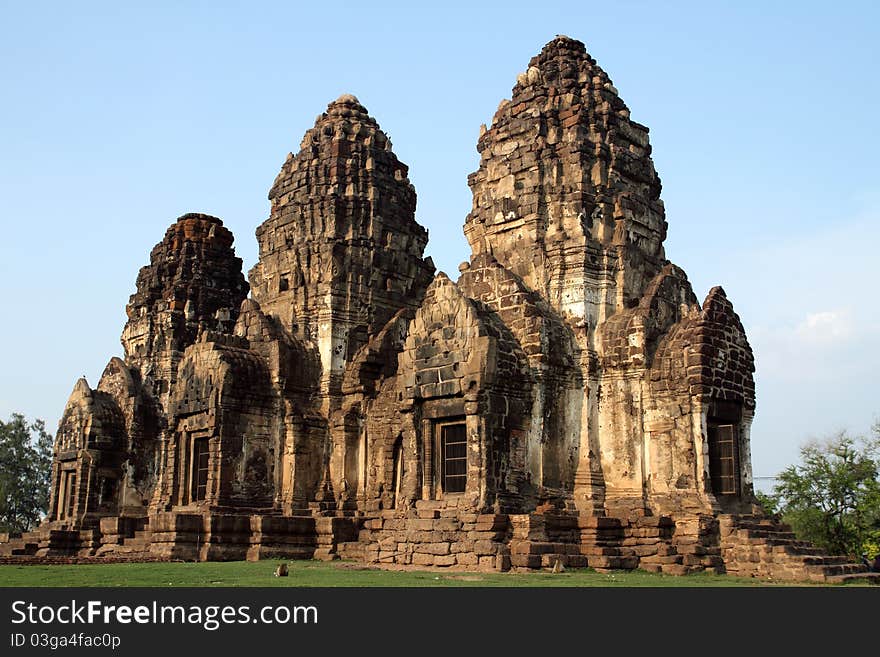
3, 37, 869, 581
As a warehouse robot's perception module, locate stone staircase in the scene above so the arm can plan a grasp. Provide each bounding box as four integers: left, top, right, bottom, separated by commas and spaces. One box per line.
0, 528, 91, 558
503, 511, 879, 583
507, 513, 588, 569
100, 529, 153, 555
578, 514, 722, 574
0, 531, 39, 557
719, 514, 880, 584
577, 516, 639, 571
502, 513, 686, 573
662, 514, 726, 575
95, 517, 152, 557
2, 510, 877, 584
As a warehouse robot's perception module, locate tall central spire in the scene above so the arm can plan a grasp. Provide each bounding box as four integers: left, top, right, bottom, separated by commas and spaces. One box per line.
249, 95, 434, 402
464, 35, 667, 327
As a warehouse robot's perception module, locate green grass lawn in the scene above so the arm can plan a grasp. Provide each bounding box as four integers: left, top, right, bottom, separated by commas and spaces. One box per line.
0, 560, 826, 587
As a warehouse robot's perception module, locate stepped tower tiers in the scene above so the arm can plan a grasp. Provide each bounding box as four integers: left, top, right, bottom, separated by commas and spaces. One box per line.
249, 94, 435, 406
45, 214, 249, 530
465, 35, 666, 331
121, 213, 249, 409
13, 37, 870, 583
461, 36, 756, 516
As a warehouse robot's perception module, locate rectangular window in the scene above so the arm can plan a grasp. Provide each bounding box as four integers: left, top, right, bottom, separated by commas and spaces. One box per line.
708, 423, 738, 495
441, 423, 467, 494
191, 438, 210, 502
65, 472, 77, 519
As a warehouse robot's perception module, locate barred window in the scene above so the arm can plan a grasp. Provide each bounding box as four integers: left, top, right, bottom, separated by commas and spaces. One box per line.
708, 423, 738, 495
441, 423, 467, 494
191, 438, 210, 502
65, 472, 77, 518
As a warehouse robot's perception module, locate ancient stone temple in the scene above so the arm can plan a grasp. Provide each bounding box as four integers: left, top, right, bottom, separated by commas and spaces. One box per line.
2, 36, 871, 582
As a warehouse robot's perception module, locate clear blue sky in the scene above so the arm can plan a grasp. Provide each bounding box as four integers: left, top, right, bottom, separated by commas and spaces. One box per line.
1, 1, 878, 486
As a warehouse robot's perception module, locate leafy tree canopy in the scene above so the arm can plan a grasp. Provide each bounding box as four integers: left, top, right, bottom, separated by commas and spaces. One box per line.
0, 413, 54, 533
763, 426, 880, 559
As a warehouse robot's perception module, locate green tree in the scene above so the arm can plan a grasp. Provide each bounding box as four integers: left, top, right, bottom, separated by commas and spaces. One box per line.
0, 413, 54, 533
754, 490, 779, 516
766, 429, 880, 559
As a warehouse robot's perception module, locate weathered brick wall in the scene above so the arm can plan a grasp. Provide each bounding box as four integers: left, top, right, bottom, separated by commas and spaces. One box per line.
248, 95, 434, 404
595, 265, 700, 513
234, 298, 324, 510
94, 357, 161, 515
122, 213, 248, 408
12, 36, 791, 578
152, 335, 276, 511
595, 267, 756, 515
465, 36, 666, 326
50, 379, 127, 525
349, 506, 512, 570
396, 274, 532, 512
649, 286, 756, 511
48, 214, 249, 528
597, 265, 697, 370
677, 287, 756, 408
458, 253, 583, 502
331, 310, 415, 512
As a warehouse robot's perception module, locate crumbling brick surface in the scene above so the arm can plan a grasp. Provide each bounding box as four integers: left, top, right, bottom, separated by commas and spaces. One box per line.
122, 213, 249, 408
7, 36, 869, 583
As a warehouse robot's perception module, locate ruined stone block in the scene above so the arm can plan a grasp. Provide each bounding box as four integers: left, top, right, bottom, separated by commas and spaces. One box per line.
13, 35, 855, 587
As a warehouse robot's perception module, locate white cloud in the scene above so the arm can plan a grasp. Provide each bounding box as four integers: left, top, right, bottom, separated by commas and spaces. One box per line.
748, 307, 868, 384
795, 309, 854, 344
703, 199, 880, 477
